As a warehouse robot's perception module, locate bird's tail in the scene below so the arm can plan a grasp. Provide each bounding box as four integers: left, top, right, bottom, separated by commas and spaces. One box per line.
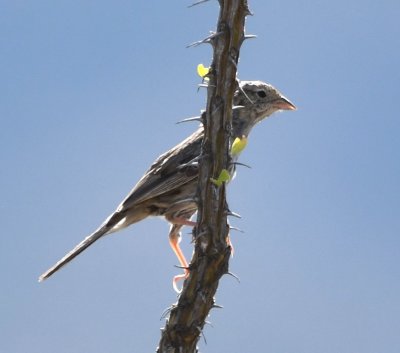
39, 223, 112, 282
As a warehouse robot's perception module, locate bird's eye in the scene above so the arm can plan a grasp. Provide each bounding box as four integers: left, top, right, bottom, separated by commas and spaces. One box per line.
257, 90, 267, 98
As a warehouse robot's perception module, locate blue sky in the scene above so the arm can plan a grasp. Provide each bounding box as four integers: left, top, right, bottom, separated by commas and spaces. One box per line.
1, 1, 399, 352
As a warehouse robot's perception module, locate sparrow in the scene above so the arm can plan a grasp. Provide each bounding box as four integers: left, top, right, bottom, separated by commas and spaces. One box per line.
39, 81, 296, 289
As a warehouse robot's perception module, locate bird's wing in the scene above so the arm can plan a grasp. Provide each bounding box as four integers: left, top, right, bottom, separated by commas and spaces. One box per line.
117, 127, 204, 211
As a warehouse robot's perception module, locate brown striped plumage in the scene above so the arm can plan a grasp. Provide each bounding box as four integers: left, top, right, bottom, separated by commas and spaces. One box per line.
39, 81, 295, 287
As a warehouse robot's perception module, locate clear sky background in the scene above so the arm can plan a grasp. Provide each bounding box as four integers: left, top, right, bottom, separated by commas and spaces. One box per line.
1, 1, 399, 352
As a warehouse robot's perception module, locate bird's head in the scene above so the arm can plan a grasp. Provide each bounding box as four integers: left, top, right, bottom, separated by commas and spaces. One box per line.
232, 80, 296, 138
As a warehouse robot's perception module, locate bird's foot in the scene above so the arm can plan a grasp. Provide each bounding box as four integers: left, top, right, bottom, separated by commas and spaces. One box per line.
173, 268, 190, 293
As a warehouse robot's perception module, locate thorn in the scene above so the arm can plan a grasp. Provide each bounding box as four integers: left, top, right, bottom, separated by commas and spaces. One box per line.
197, 83, 208, 92
245, 8, 254, 16
244, 34, 257, 40
197, 81, 211, 92
176, 116, 202, 124
232, 105, 245, 110
195, 230, 208, 239
174, 264, 190, 271
188, 0, 210, 8
205, 320, 214, 328
201, 83, 216, 89
160, 305, 175, 320
212, 304, 224, 309
231, 161, 251, 169
186, 32, 222, 48
225, 271, 241, 283
229, 225, 244, 233
227, 211, 242, 219
178, 158, 200, 170
197, 325, 207, 344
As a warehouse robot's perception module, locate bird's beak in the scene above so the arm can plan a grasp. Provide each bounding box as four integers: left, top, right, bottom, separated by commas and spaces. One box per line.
273, 97, 296, 111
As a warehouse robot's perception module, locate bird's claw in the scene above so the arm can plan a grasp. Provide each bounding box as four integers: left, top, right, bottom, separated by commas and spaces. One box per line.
173, 269, 190, 293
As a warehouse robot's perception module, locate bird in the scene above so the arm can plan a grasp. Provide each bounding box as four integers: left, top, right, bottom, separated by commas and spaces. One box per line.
38, 80, 296, 289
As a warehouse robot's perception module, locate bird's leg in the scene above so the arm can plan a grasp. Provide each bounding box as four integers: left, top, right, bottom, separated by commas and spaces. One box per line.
167, 213, 235, 292
165, 208, 197, 291
168, 216, 197, 227
168, 224, 190, 293
169, 214, 233, 265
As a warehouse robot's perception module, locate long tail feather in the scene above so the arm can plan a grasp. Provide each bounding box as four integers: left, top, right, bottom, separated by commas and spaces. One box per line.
38, 225, 110, 282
